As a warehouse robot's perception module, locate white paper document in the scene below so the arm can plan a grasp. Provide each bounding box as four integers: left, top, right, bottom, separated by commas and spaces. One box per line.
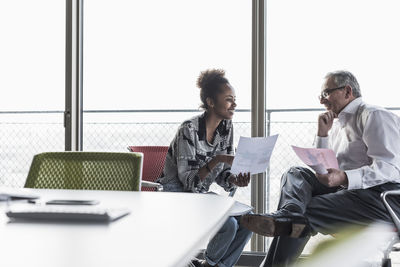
229, 201, 253, 216
230, 135, 279, 175
291, 146, 339, 174
204, 192, 253, 216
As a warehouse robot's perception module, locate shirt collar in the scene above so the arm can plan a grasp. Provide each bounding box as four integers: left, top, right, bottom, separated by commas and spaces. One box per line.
337, 97, 363, 127
197, 111, 231, 140
198, 112, 207, 141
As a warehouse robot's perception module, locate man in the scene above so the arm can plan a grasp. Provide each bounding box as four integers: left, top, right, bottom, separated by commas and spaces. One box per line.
241, 70, 400, 266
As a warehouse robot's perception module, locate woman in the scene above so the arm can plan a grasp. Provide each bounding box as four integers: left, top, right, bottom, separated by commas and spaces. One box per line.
157, 69, 252, 267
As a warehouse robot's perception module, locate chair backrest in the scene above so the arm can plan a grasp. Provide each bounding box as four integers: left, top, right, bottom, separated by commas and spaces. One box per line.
24, 152, 143, 191
127, 146, 168, 191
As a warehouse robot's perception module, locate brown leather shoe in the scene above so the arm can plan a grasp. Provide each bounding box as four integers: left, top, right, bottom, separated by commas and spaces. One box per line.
240, 209, 310, 238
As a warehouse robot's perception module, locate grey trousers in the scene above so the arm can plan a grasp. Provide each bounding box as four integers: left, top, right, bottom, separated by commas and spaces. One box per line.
261, 166, 400, 267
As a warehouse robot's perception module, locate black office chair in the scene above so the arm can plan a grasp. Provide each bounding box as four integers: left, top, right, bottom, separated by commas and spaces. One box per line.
380, 190, 400, 267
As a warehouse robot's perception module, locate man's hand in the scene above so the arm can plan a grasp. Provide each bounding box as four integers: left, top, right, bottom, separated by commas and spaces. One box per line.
318, 111, 337, 137
228, 172, 250, 187
316, 168, 348, 188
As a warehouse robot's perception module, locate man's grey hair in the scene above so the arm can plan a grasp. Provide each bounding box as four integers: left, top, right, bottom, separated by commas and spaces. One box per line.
325, 70, 362, 98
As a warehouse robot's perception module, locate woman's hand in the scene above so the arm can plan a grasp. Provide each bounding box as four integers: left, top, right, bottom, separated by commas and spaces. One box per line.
216, 154, 235, 166
199, 154, 235, 181
228, 172, 250, 187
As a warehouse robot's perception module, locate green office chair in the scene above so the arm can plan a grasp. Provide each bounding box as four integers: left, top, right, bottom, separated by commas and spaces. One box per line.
24, 152, 143, 191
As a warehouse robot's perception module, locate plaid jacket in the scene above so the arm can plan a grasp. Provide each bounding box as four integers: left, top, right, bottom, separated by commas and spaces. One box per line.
157, 112, 236, 193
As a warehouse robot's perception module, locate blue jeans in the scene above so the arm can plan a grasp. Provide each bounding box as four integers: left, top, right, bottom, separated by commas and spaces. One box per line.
161, 182, 252, 267
204, 216, 252, 267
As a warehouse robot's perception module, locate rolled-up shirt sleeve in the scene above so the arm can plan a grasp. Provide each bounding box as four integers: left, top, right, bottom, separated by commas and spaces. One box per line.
345, 110, 400, 190
315, 136, 329, 148
214, 131, 236, 192
215, 167, 236, 192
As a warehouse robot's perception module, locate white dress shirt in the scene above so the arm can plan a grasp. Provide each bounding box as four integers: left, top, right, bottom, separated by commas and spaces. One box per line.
315, 97, 400, 190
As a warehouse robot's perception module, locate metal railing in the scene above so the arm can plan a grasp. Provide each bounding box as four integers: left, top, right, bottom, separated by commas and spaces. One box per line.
2, 107, 400, 209
2, 107, 400, 255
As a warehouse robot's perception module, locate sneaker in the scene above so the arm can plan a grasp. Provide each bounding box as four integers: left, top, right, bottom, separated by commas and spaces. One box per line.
190, 258, 207, 267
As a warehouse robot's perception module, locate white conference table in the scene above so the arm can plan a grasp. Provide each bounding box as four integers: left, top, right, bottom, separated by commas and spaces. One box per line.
0, 189, 235, 267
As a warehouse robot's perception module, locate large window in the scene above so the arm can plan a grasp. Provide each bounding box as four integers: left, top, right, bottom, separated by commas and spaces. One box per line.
0, 0, 65, 187
82, 1, 252, 251
266, 0, 400, 253
83, 0, 251, 112
267, 0, 400, 110
82, 0, 252, 197
4, 0, 399, 256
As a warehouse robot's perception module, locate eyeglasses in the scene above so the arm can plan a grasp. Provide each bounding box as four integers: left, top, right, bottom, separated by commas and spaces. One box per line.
318, 86, 346, 100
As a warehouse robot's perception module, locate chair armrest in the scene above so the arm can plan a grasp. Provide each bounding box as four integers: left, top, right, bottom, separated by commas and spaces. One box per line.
141, 181, 163, 191
381, 190, 400, 232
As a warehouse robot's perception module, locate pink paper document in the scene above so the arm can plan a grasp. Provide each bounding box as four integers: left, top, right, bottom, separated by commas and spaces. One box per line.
291, 146, 339, 174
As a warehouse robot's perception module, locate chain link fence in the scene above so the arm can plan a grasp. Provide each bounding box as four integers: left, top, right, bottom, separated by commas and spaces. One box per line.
2, 108, 400, 255
0, 110, 323, 206
3, 108, 400, 204
0, 113, 65, 187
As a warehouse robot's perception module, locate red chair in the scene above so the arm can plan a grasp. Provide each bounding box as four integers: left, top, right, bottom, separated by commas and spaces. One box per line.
127, 146, 169, 191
